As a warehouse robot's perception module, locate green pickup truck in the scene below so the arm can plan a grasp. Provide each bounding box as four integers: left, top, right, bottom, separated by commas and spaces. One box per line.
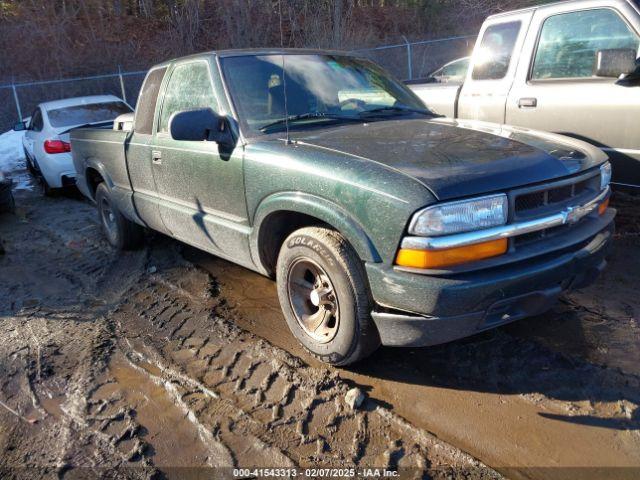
71, 49, 615, 365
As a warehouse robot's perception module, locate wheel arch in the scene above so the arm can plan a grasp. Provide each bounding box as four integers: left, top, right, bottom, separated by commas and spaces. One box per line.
250, 192, 381, 277
84, 160, 114, 200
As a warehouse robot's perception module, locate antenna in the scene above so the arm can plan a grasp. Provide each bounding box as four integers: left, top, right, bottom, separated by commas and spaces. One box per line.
282, 54, 292, 145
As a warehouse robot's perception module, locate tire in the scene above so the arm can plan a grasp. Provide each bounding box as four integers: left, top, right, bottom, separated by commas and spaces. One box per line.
41, 176, 55, 197
7, 193, 15, 214
33, 159, 55, 197
95, 182, 144, 250
276, 226, 381, 366
23, 149, 35, 175
0, 193, 14, 214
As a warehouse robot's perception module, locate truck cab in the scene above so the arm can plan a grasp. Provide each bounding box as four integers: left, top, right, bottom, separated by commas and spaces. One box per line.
409, 0, 640, 187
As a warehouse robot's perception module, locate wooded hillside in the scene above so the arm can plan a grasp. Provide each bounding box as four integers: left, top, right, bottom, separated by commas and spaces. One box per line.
0, 0, 546, 82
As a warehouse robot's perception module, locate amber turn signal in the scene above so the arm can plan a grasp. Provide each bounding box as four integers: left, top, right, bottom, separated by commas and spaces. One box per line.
598, 197, 609, 216
396, 238, 508, 269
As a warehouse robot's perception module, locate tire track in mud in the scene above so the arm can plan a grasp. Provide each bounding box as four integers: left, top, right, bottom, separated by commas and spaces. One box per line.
1, 193, 157, 479
111, 247, 501, 478
1, 191, 499, 478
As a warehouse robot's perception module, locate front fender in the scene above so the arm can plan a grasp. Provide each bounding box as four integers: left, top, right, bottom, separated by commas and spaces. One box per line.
250, 192, 382, 273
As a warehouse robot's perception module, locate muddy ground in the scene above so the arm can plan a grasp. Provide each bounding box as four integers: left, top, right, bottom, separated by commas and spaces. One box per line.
0, 167, 639, 479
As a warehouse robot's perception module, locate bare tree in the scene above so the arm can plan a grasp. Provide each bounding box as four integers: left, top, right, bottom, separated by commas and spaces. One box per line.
0, 0, 552, 83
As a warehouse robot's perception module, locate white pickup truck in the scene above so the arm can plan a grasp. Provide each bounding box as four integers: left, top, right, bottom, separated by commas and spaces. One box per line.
409, 0, 640, 188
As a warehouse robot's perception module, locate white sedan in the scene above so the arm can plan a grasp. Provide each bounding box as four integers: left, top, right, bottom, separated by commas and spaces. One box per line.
15, 95, 132, 195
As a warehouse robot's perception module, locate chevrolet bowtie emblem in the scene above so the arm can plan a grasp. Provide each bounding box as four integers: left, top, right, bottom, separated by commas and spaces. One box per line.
562, 204, 588, 225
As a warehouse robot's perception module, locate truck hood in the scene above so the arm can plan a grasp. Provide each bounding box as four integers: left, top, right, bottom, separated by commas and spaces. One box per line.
290, 117, 607, 200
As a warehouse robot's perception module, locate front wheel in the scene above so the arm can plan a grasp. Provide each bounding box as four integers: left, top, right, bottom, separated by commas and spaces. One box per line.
95, 183, 144, 250
276, 226, 380, 366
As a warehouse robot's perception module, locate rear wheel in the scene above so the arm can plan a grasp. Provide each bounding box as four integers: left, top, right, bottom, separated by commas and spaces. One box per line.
23, 149, 35, 175
32, 159, 55, 197
95, 182, 144, 250
276, 226, 380, 366
7, 193, 15, 214
0, 193, 14, 214
41, 176, 55, 197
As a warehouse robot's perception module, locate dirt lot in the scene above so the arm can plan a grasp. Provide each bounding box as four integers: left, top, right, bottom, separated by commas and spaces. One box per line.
0, 167, 639, 479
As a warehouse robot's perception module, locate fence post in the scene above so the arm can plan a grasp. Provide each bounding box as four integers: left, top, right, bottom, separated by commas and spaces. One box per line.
11, 84, 22, 122
402, 36, 413, 80
118, 65, 127, 104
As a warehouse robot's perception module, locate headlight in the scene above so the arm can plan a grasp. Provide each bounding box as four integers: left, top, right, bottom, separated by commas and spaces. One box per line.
600, 162, 611, 190
409, 194, 508, 237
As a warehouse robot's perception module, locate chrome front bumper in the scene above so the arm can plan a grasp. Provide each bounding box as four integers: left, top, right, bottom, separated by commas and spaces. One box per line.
401, 187, 610, 251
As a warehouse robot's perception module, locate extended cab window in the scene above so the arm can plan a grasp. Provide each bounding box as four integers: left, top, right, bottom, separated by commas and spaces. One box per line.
158, 62, 218, 134
532, 9, 640, 80
135, 67, 167, 135
471, 21, 521, 80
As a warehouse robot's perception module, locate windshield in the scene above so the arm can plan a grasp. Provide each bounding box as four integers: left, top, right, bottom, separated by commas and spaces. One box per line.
220, 54, 431, 135
47, 101, 132, 128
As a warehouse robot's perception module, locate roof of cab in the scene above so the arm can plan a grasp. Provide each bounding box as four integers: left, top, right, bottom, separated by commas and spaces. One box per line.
486, 0, 635, 20
39, 95, 125, 111
150, 48, 355, 69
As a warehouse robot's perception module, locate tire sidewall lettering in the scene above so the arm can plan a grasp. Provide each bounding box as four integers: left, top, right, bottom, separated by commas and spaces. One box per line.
287, 235, 337, 268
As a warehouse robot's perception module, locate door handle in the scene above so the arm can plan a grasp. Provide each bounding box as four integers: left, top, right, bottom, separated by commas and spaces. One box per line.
518, 97, 537, 108
152, 150, 162, 165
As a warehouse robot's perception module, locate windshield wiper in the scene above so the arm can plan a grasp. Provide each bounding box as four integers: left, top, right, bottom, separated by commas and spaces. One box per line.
259, 112, 360, 132
358, 106, 433, 118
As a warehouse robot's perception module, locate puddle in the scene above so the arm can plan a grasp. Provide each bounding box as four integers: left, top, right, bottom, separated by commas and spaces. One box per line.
185, 236, 640, 476
40, 395, 66, 418
106, 354, 214, 470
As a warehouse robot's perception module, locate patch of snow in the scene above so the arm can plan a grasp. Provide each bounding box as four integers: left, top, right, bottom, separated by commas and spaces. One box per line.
0, 129, 33, 190
0, 129, 25, 173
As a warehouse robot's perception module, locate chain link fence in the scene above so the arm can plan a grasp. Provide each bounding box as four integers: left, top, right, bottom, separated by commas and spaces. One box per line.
355, 34, 477, 81
0, 70, 146, 132
0, 35, 476, 132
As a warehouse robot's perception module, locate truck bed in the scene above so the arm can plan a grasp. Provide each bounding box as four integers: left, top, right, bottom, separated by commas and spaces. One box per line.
409, 82, 461, 118
70, 127, 131, 201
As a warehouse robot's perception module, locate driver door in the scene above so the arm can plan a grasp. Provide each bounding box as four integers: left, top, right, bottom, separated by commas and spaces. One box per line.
150, 59, 248, 256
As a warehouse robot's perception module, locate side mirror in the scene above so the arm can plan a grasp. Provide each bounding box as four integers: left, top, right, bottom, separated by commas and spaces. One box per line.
594, 48, 637, 78
13, 121, 26, 132
169, 108, 235, 147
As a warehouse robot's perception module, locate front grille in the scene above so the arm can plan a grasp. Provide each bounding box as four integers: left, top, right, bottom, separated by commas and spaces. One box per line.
515, 191, 545, 212
548, 184, 572, 203
513, 173, 599, 219
510, 170, 602, 250
513, 224, 570, 248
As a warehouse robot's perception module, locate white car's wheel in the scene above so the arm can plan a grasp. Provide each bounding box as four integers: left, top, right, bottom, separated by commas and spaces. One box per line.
23, 148, 36, 175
